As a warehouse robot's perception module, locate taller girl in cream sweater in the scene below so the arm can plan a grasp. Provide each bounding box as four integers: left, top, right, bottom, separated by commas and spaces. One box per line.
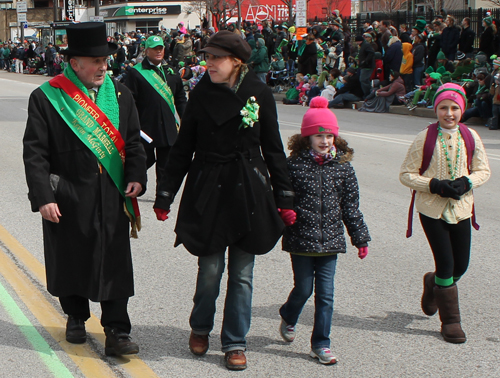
400, 83, 490, 344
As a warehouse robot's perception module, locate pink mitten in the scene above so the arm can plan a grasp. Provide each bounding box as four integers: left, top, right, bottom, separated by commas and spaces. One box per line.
358, 246, 368, 259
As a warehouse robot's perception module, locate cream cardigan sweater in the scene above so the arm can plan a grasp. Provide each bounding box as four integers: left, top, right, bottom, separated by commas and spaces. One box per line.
400, 127, 490, 221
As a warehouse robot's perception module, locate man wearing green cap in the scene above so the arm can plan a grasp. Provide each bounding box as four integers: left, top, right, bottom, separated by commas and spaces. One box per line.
125, 35, 187, 190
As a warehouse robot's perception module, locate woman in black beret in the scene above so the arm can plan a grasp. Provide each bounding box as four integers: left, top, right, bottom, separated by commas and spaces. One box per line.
153, 30, 295, 371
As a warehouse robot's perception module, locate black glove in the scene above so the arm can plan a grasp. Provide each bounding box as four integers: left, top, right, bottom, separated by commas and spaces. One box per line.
450, 176, 471, 196
429, 178, 461, 200
154, 190, 174, 210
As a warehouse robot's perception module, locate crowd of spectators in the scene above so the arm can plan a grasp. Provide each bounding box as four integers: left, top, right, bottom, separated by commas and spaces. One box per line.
2, 10, 500, 129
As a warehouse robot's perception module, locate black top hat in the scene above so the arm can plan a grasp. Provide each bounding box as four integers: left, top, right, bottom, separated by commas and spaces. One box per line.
198, 31, 252, 63
60, 22, 118, 57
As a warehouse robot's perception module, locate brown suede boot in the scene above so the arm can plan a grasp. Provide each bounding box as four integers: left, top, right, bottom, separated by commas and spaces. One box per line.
421, 272, 438, 316
434, 285, 466, 344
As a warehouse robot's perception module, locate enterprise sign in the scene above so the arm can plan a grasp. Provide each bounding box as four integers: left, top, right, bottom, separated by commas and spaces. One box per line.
112, 5, 181, 17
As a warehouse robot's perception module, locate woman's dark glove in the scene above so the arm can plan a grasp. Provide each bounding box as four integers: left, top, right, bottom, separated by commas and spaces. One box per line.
450, 176, 471, 196
154, 191, 174, 211
429, 178, 460, 200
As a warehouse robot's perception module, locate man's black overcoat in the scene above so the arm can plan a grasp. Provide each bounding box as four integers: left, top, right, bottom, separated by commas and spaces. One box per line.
23, 80, 147, 302
125, 59, 187, 148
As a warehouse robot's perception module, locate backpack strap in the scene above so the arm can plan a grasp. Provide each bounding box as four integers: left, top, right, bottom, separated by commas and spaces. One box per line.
459, 123, 479, 230
406, 123, 439, 238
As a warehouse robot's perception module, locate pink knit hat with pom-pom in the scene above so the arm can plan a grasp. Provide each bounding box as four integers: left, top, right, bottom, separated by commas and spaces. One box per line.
301, 97, 339, 137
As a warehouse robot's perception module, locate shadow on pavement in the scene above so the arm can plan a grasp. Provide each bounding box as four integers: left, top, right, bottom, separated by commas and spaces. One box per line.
252, 303, 439, 338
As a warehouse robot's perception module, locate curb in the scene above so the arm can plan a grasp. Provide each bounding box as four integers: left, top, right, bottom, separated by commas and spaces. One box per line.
272, 93, 487, 126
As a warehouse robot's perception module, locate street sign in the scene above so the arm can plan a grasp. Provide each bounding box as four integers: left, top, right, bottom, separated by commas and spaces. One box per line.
24, 22, 28, 29
89, 16, 104, 22
16, 1, 27, 12
17, 12, 27, 22
295, 0, 307, 27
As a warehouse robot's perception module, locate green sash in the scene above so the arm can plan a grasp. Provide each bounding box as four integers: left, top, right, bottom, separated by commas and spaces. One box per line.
40, 75, 141, 237
134, 63, 178, 124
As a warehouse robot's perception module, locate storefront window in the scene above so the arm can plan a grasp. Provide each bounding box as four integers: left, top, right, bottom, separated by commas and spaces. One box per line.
135, 21, 159, 34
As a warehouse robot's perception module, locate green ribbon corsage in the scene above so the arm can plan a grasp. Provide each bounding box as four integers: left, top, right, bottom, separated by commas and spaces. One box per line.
239, 96, 260, 129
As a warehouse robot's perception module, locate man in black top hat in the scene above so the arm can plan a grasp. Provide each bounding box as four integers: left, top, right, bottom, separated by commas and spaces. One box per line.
23, 22, 147, 356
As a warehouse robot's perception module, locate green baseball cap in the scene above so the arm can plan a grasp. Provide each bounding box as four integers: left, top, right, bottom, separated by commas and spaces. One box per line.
145, 35, 164, 49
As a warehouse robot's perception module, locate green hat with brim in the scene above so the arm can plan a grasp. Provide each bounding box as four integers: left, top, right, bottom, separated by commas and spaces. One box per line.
413, 19, 426, 33
145, 35, 164, 49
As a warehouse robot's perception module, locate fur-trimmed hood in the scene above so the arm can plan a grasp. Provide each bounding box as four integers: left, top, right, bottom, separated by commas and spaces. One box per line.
388, 36, 401, 47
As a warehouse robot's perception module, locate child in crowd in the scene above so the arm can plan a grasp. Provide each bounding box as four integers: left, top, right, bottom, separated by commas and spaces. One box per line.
400, 83, 490, 344
409, 71, 441, 110
279, 96, 371, 364
371, 52, 384, 85
400, 42, 414, 92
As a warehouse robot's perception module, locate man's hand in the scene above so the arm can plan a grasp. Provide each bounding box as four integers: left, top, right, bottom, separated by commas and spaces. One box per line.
125, 182, 142, 198
39, 203, 61, 223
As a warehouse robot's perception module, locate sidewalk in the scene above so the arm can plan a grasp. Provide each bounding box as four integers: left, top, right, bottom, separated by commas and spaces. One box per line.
272, 92, 487, 125
0, 70, 51, 86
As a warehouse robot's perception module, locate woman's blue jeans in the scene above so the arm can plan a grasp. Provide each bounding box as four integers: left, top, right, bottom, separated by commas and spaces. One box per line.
280, 254, 338, 349
189, 246, 255, 352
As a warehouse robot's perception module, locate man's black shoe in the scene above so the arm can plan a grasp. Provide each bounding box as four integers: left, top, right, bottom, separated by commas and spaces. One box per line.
66, 315, 86, 344
104, 327, 139, 356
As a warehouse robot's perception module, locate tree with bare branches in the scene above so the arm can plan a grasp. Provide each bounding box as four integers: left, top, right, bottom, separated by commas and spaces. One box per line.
378, 0, 408, 13
485, 0, 500, 6
184, 0, 207, 26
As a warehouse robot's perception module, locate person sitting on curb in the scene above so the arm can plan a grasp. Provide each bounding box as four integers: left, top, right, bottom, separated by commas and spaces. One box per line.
328, 66, 363, 108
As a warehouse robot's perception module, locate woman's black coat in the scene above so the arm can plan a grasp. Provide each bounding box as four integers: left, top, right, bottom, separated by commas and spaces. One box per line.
155, 70, 294, 257
23, 81, 147, 302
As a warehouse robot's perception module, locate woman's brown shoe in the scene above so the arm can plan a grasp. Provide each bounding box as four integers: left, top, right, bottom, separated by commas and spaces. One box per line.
189, 331, 209, 356
225, 350, 247, 370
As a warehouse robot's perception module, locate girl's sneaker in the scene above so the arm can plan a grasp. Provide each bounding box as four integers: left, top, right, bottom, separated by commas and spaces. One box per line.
279, 319, 296, 342
310, 348, 338, 365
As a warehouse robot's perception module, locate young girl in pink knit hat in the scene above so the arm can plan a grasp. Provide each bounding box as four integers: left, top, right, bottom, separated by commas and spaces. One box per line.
400, 83, 490, 344
279, 96, 371, 364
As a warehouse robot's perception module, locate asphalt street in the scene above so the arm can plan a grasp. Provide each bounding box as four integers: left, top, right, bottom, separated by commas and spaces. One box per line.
0, 70, 499, 378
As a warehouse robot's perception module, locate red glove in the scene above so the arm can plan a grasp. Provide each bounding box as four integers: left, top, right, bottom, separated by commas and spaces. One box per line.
154, 208, 170, 221
278, 208, 296, 226
358, 246, 368, 260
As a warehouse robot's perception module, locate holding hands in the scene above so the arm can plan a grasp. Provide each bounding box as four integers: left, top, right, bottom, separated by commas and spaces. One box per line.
278, 208, 297, 226
154, 208, 170, 221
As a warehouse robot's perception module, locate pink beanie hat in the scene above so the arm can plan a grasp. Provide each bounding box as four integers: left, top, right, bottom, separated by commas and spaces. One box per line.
433, 83, 467, 114
301, 97, 339, 137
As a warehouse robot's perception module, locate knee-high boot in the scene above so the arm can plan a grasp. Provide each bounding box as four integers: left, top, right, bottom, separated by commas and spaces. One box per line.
421, 272, 437, 316
434, 284, 466, 344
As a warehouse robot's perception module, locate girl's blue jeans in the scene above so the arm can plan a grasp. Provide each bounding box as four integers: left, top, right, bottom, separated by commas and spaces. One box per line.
189, 246, 255, 352
280, 253, 338, 349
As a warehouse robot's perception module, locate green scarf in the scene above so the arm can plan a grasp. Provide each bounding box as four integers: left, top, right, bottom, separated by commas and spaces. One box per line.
64, 65, 120, 129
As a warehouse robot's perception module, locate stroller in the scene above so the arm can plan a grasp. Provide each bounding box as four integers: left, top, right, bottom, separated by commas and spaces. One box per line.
268, 68, 293, 93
